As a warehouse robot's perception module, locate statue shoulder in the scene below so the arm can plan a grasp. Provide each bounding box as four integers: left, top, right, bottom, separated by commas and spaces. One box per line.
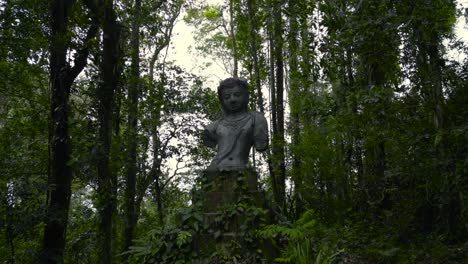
250, 111, 267, 124
205, 119, 221, 132
251, 111, 265, 117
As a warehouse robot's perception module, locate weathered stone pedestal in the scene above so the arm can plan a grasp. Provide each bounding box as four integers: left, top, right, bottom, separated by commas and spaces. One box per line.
201, 169, 263, 209
191, 169, 275, 263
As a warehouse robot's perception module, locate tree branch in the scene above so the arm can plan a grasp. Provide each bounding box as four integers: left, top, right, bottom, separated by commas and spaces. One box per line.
68, 22, 99, 82
149, 4, 181, 81
161, 160, 186, 190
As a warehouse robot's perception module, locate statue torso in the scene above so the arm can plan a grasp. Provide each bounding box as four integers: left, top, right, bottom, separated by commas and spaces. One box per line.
204, 112, 268, 171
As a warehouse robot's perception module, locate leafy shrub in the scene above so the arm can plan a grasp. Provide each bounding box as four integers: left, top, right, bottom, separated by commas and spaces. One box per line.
259, 210, 344, 264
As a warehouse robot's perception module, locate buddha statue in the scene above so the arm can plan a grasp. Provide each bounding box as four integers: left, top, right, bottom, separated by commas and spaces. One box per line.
203, 78, 268, 171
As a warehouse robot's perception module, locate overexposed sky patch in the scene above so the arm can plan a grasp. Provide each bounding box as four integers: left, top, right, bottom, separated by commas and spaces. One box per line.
167, 0, 229, 89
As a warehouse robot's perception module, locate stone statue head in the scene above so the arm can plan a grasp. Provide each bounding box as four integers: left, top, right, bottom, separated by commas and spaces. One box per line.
217, 78, 250, 114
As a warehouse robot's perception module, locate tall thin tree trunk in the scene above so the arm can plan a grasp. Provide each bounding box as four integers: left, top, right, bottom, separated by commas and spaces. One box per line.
288, 0, 302, 218
154, 168, 164, 223
272, 0, 286, 209
247, 0, 263, 113
153, 78, 165, 224
6, 206, 16, 264
123, 0, 141, 253
96, 0, 121, 262
267, 2, 279, 208
343, 48, 362, 197
350, 51, 364, 187
42, 0, 96, 262
42, 3, 73, 262
415, 26, 459, 235
229, 0, 238, 77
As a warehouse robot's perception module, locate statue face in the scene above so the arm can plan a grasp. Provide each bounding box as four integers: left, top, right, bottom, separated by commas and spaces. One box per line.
220, 86, 249, 113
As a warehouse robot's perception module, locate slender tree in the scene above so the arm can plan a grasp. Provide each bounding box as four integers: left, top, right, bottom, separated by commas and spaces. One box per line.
247, 0, 264, 112
271, 0, 286, 209
398, 0, 461, 236
95, 0, 122, 261
132, 0, 180, 227
229, 0, 239, 77
123, 0, 142, 252
41, 0, 98, 262
287, 0, 303, 218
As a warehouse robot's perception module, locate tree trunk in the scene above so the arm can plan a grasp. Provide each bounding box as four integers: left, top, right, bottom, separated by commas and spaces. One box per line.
268, 0, 286, 210
152, 79, 165, 224
266, 0, 279, 209
414, 25, 459, 235
123, 0, 141, 253
6, 204, 16, 264
96, 0, 121, 262
42, 1, 73, 258
287, 0, 303, 218
154, 167, 164, 223
42, 0, 96, 262
426, 36, 459, 236
247, 0, 263, 113
229, 0, 238, 77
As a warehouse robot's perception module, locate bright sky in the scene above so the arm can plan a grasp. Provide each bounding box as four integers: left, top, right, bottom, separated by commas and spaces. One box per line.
167, 21, 229, 88
167, 0, 228, 88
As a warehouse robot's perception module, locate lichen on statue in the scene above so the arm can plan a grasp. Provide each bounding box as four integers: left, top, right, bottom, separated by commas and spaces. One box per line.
203, 78, 269, 171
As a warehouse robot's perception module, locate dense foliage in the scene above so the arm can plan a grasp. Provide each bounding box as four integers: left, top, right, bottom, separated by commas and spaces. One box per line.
0, 0, 467, 263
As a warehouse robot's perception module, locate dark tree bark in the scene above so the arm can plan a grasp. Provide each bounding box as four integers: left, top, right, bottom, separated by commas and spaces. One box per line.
229, 0, 238, 77
265, 0, 288, 211
42, 3, 73, 262
96, 0, 121, 262
6, 203, 16, 264
272, 0, 286, 209
42, 0, 97, 262
247, 0, 263, 113
266, 0, 279, 210
123, 0, 141, 253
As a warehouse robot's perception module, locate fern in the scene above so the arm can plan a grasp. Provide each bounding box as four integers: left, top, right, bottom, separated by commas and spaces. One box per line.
259, 210, 343, 264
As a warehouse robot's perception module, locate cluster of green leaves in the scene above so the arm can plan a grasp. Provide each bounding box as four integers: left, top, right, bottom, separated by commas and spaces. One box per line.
260, 208, 468, 264
260, 210, 344, 264
0, 0, 50, 261
124, 223, 196, 263
125, 204, 269, 263
338, 212, 468, 263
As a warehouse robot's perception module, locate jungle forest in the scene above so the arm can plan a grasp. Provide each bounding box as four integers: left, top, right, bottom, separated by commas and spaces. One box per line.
1, 0, 467, 263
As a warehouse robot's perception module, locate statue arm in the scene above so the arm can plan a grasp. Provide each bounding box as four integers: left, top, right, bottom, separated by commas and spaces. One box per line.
253, 112, 269, 151
202, 121, 218, 148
